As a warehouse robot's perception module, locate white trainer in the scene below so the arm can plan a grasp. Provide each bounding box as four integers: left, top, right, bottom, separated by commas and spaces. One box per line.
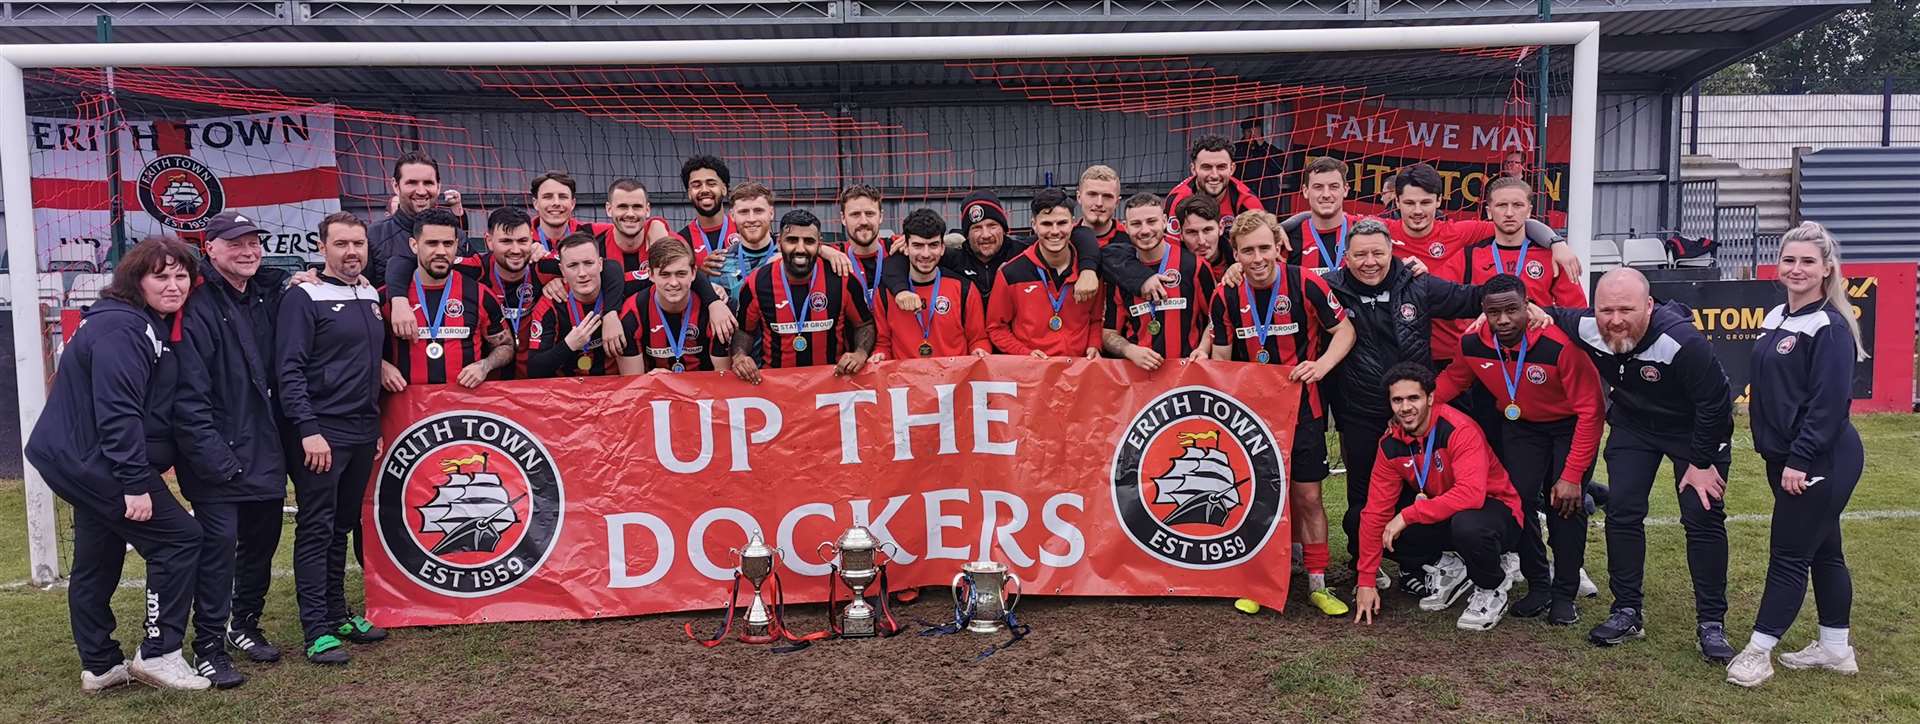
1419, 553, 1472, 612
1501, 552, 1521, 586
1457, 586, 1509, 631
1777, 642, 1858, 675
80, 663, 132, 693
1578, 568, 1599, 598
1726, 646, 1775, 688
129, 649, 212, 691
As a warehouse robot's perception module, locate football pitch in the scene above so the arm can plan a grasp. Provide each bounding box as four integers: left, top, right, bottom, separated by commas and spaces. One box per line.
1, 413, 1914, 723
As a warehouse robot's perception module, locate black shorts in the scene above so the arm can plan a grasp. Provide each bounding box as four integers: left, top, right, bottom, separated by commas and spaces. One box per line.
1291, 415, 1331, 484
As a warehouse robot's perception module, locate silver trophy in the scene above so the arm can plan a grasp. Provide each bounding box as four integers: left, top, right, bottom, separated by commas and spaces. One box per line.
952, 560, 1023, 634
734, 531, 777, 640
817, 526, 882, 638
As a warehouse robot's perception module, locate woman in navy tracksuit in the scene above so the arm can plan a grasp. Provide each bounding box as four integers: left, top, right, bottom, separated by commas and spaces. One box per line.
25, 238, 211, 692
1725, 221, 1871, 688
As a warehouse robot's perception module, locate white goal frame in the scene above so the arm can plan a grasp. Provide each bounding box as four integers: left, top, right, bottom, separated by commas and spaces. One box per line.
0, 23, 1600, 586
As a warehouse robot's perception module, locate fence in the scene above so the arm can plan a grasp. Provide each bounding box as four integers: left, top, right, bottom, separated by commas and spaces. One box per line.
1683, 82, 1920, 171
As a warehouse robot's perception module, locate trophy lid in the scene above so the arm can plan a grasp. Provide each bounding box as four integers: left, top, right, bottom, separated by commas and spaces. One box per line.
836, 525, 879, 552
962, 560, 1008, 575
740, 529, 775, 561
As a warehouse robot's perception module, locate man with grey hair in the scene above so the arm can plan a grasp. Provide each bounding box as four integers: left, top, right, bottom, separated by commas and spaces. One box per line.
1544, 268, 1736, 660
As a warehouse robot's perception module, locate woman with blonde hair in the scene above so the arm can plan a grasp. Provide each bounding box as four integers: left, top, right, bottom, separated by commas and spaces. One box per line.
1726, 221, 1870, 687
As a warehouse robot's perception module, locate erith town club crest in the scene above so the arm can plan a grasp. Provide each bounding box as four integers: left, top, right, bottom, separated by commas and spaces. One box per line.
376, 411, 563, 598
137, 154, 226, 231
1111, 387, 1285, 570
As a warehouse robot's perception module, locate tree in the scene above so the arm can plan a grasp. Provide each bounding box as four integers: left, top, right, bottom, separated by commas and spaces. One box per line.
1706, 0, 1920, 94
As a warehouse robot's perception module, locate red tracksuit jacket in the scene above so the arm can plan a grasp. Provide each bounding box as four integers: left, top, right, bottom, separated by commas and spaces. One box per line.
986, 244, 1103, 357
875, 272, 988, 359
1435, 324, 1606, 481
1358, 405, 1525, 580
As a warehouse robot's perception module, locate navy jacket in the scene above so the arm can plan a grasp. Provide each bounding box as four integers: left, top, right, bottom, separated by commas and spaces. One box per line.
26, 299, 181, 517
276, 276, 384, 447
366, 208, 418, 298
1749, 300, 1858, 471
173, 262, 290, 503
1323, 259, 1484, 423
1551, 301, 1735, 469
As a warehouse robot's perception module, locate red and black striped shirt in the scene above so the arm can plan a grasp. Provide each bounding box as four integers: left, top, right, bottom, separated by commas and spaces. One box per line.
525, 291, 615, 378
1104, 243, 1217, 358
618, 281, 716, 372
381, 272, 506, 386
738, 262, 872, 369
1208, 265, 1345, 418
452, 252, 559, 380
602, 217, 681, 285
874, 272, 988, 359
681, 216, 730, 271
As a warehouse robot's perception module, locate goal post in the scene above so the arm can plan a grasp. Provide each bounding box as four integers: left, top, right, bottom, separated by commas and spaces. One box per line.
0, 22, 1601, 586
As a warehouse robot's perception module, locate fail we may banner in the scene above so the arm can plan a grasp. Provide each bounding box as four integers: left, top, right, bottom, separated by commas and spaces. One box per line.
363, 357, 1302, 627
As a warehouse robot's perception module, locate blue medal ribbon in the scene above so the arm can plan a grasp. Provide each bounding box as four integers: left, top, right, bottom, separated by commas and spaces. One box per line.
489, 260, 533, 337
412, 272, 452, 340
912, 268, 942, 344
1413, 425, 1438, 498
777, 263, 821, 350
691, 216, 731, 256
1240, 277, 1282, 362
1144, 245, 1172, 334
1307, 215, 1348, 270
652, 289, 693, 370
846, 242, 885, 305
1038, 261, 1067, 326
1495, 332, 1530, 420
1491, 241, 1524, 277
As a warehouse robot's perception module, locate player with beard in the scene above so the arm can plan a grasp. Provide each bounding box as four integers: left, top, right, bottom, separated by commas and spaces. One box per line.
1353, 363, 1526, 632
1315, 220, 1498, 592
1540, 268, 1736, 660
731, 210, 875, 382
681, 155, 733, 274
1175, 194, 1229, 274
617, 239, 730, 374
879, 189, 1101, 309
1077, 165, 1130, 248
837, 184, 895, 309
529, 171, 589, 250
872, 209, 989, 361
1101, 193, 1215, 369
987, 189, 1105, 358
1436, 274, 1603, 627
526, 233, 619, 377
601, 178, 679, 284
379, 208, 512, 389
709, 182, 854, 304
1208, 211, 1355, 617
1166, 135, 1263, 234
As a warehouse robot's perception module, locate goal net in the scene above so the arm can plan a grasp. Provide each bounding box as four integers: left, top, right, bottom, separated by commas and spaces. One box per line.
5, 29, 1590, 580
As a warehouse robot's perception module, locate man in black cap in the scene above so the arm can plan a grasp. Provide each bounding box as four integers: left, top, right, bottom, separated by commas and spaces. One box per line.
879, 189, 1100, 312
173, 210, 292, 688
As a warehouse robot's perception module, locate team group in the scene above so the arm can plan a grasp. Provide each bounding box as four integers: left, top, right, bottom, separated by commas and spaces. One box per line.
28, 134, 1868, 693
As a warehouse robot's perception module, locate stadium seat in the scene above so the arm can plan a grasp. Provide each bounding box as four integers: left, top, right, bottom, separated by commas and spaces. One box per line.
1621, 237, 1670, 269
47, 242, 100, 273
66, 273, 111, 309
1588, 238, 1622, 272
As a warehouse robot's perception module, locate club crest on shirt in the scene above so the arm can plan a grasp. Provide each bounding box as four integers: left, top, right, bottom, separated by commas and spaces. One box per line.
933, 295, 952, 315
1164, 269, 1183, 288
529, 319, 543, 340
807, 291, 829, 312
1639, 365, 1661, 382
1775, 335, 1796, 355
445, 299, 466, 320
1399, 303, 1417, 321
1275, 295, 1292, 316
1429, 241, 1446, 258
1526, 364, 1548, 384
1525, 259, 1545, 280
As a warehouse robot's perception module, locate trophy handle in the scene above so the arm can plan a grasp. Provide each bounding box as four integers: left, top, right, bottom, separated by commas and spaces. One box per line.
1004, 573, 1022, 613
876, 540, 900, 564
950, 572, 967, 608
815, 541, 838, 565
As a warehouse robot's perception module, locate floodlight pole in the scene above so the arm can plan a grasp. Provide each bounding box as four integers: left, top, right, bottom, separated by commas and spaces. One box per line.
0, 23, 1602, 585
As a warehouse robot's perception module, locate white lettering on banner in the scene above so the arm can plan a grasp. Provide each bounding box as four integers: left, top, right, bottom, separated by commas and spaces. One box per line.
726, 397, 782, 472
890, 384, 957, 461
815, 390, 877, 464
978, 490, 1034, 567
606, 513, 674, 589
1318, 110, 1541, 154
850, 495, 915, 564
922, 488, 972, 560
687, 508, 761, 581
650, 399, 714, 474
606, 491, 1088, 582
776, 503, 837, 577
971, 381, 1020, 456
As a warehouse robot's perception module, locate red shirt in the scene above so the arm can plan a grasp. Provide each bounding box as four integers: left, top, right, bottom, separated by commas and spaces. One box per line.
874, 271, 988, 359
1435, 324, 1605, 481
738, 263, 872, 369
1385, 218, 1497, 275
1207, 265, 1345, 419
1165, 176, 1263, 233
835, 240, 894, 311
681, 216, 731, 271
617, 282, 716, 372
1445, 238, 1587, 308
382, 272, 505, 386
1078, 220, 1128, 248
986, 244, 1104, 357
1103, 243, 1216, 358
1358, 405, 1525, 579
524, 291, 615, 378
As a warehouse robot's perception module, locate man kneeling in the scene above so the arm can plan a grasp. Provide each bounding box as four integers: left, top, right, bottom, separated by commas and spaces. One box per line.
1353, 362, 1525, 631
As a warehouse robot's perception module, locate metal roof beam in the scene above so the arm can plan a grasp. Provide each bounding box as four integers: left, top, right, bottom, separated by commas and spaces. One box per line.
1603, 33, 1747, 54
1665, 5, 1849, 92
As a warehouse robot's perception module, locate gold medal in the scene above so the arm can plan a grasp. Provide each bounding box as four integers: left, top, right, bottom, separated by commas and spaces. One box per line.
1048, 315, 1063, 331
577, 355, 593, 372
919, 342, 934, 357
1146, 319, 1162, 336
1504, 403, 1522, 421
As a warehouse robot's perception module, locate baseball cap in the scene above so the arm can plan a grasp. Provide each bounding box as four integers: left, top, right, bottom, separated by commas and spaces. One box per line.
204, 211, 266, 241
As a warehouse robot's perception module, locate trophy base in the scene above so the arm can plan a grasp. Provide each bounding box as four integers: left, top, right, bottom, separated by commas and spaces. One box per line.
965, 619, 1006, 634
744, 621, 772, 638
839, 615, 878, 638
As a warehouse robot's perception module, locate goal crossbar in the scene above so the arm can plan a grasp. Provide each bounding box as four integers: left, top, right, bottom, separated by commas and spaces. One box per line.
0, 22, 1601, 586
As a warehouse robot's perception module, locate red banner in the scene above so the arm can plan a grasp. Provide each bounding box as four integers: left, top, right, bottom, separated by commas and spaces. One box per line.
364, 358, 1303, 627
